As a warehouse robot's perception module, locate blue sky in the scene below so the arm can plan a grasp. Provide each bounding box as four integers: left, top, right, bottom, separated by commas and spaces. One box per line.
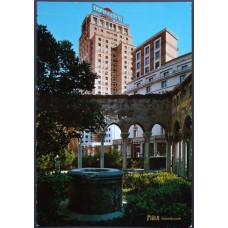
37, 1, 192, 56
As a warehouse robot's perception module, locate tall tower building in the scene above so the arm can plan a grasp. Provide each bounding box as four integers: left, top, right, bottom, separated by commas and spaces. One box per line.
79, 4, 135, 95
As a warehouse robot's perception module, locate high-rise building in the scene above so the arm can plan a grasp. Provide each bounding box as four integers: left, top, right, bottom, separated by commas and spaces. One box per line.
79, 4, 135, 95
79, 4, 134, 145
132, 28, 178, 80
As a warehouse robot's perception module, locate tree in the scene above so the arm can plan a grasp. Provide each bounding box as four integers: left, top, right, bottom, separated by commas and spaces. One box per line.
36, 24, 106, 156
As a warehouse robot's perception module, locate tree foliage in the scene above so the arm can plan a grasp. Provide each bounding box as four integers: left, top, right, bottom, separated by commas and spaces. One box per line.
36, 24, 106, 155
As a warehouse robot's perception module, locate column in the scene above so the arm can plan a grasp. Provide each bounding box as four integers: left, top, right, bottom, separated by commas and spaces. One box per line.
78, 139, 82, 168
143, 132, 151, 172
99, 132, 106, 168
165, 132, 172, 173
171, 142, 175, 173
178, 141, 182, 175
153, 136, 157, 156
189, 138, 192, 179
121, 132, 129, 170
178, 130, 183, 175
182, 140, 186, 177
166, 140, 171, 172
140, 142, 144, 156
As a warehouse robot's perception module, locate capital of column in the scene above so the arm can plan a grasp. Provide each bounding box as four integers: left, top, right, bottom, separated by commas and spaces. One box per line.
165, 131, 174, 143
121, 132, 129, 139
143, 132, 151, 142
182, 128, 192, 142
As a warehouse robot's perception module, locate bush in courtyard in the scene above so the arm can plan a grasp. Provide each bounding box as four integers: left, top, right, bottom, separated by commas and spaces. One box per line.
37, 153, 54, 173
60, 149, 75, 170
127, 158, 144, 169
124, 172, 192, 225
36, 173, 72, 226
75, 148, 122, 168
104, 148, 122, 169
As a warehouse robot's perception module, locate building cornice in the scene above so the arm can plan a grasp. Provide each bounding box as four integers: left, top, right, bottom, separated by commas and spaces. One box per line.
134, 28, 178, 51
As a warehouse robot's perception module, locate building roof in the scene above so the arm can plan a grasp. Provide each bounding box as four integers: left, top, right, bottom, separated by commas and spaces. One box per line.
134, 28, 178, 51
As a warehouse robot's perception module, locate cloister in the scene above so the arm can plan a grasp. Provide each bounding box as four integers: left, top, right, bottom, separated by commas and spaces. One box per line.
91, 74, 192, 178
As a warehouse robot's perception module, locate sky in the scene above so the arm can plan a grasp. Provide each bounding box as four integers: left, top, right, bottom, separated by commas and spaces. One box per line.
37, 1, 192, 56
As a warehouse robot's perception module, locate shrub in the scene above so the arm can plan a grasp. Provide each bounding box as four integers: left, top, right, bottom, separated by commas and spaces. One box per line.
61, 149, 76, 170
124, 172, 192, 225
37, 153, 54, 173
76, 148, 122, 169
127, 158, 144, 169
36, 173, 72, 226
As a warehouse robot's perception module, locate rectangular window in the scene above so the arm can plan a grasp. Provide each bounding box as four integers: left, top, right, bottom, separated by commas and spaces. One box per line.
136, 52, 140, 61
155, 39, 160, 49
145, 45, 150, 55
136, 71, 140, 78
163, 71, 169, 76
149, 77, 153, 82
161, 81, 167, 88
180, 75, 186, 83
182, 65, 188, 71
155, 51, 160, 60
145, 66, 149, 74
145, 56, 149, 65
146, 86, 150, 93
136, 62, 140, 70
155, 61, 160, 69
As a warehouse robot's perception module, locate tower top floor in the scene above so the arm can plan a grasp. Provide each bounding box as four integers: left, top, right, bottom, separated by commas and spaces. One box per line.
80, 4, 131, 40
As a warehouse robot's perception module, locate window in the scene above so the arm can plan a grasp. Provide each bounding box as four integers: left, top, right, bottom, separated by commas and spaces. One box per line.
145, 57, 149, 65
180, 75, 186, 83
136, 62, 140, 70
93, 17, 97, 24
145, 45, 150, 55
149, 77, 153, 82
98, 38, 101, 41
163, 71, 169, 76
136, 72, 140, 78
145, 66, 149, 74
182, 65, 188, 71
155, 39, 160, 49
146, 86, 150, 93
155, 51, 160, 60
155, 61, 160, 69
161, 81, 167, 88
134, 91, 137, 94
136, 52, 140, 61
136, 83, 140, 87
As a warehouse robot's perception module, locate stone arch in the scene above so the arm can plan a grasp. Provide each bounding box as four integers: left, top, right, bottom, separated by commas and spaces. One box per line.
128, 122, 145, 137
104, 122, 122, 132
150, 122, 168, 136
182, 115, 192, 146
183, 115, 192, 132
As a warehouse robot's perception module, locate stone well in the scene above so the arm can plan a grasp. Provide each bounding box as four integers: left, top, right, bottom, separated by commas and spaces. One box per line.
67, 168, 123, 215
